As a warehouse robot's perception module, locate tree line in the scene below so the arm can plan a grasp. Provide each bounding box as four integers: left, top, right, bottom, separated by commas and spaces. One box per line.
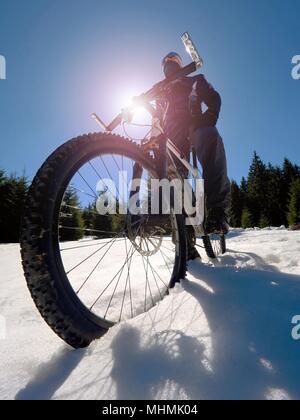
0, 172, 124, 243
59, 185, 125, 242
0, 152, 300, 243
230, 153, 300, 229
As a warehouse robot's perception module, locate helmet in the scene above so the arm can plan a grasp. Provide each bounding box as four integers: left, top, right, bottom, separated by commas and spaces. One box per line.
162, 52, 183, 67
162, 52, 183, 77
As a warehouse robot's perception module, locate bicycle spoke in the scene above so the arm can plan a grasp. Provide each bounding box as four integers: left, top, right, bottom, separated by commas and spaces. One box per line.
57, 149, 180, 325
148, 262, 164, 299
77, 170, 98, 199
146, 254, 155, 308
72, 186, 97, 200
160, 243, 176, 253
144, 241, 156, 307
145, 259, 168, 288
90, 245, 137, 311
59, 226, 124, 236
88, 160, 119, 203
126, 241, 134, 319
112, 155, 122, 172
142, 251, 149, 312
99, 156, 121, 198
147, 236, 161, 250
141, 250, 155, 311
60, 237, 124, 252
66, 233, 122, 275
61, 203, 113, 219
104, 244, 135, 319
76, 237, 119, 294
119, 239, 134, 321
159, 249, 172, 274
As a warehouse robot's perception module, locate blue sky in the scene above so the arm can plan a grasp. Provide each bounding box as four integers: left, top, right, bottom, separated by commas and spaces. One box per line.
0, 0, 299, 182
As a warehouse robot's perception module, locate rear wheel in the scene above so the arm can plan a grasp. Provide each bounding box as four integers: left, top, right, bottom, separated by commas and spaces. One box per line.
202, 233, 226, 259
20, 133, 187, 348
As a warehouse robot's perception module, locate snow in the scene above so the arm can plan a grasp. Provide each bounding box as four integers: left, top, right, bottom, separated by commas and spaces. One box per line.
1, 228, 300, 400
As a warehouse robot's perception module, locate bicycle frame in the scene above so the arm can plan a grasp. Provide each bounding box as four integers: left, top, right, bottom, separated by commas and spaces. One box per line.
165, 134, 205, 232
140, 117, 205, 233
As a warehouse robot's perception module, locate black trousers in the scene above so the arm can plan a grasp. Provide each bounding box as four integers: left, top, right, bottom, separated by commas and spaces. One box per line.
191, 127, 231, 211
170, 125, 231, 212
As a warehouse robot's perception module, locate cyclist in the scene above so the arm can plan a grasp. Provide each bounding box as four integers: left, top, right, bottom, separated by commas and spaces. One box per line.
159, 52, 231, 260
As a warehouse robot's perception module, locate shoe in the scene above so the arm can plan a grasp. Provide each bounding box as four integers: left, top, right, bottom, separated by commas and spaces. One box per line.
205, 207, 229, 235
188, 247, 201, 261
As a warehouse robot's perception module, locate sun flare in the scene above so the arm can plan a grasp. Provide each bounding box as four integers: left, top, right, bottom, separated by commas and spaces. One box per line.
120, 92, 151, 123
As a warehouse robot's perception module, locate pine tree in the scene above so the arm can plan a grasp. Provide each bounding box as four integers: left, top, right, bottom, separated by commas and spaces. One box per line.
280, 158, 300, 225
93, 213, 113, 238
0, 169, 6, 183
0, 169, 7, 236
259, 213, 270, 228
229, 180, 243, 227
287, 179, 300, 228
247, 152, 268, 226
110, 214, 126, 234
282, 158, 300, 184
59, 186, 85, 242
241, 208, 252, 229
240, 177, 248, 197
264, 164, 283, 226
0, 172, 28, 243
82, 203, 96, 237
92, 191, 115, 238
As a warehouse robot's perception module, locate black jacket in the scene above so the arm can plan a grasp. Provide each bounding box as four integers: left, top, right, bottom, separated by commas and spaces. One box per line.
157, 74, 221, 140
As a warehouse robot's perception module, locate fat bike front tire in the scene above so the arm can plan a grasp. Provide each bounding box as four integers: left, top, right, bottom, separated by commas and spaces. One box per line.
20, 133, 187, 348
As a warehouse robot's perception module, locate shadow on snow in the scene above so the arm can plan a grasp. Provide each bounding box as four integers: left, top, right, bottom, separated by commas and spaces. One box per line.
15, 249, 300, 400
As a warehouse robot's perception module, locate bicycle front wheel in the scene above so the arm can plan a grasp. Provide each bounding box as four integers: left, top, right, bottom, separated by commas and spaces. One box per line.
21, 133, 187, 348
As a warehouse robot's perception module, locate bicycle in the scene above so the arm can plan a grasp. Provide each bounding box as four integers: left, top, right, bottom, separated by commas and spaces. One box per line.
20, 33, 226, 348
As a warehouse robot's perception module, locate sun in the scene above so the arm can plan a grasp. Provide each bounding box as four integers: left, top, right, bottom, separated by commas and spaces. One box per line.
120, 92, 151, 123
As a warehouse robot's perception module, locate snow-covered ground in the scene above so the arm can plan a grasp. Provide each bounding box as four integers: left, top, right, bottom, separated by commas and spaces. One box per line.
1, 228, 300, 400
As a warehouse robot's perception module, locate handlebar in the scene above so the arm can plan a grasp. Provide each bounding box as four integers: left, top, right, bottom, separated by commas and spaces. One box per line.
105, 61, 198, 133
